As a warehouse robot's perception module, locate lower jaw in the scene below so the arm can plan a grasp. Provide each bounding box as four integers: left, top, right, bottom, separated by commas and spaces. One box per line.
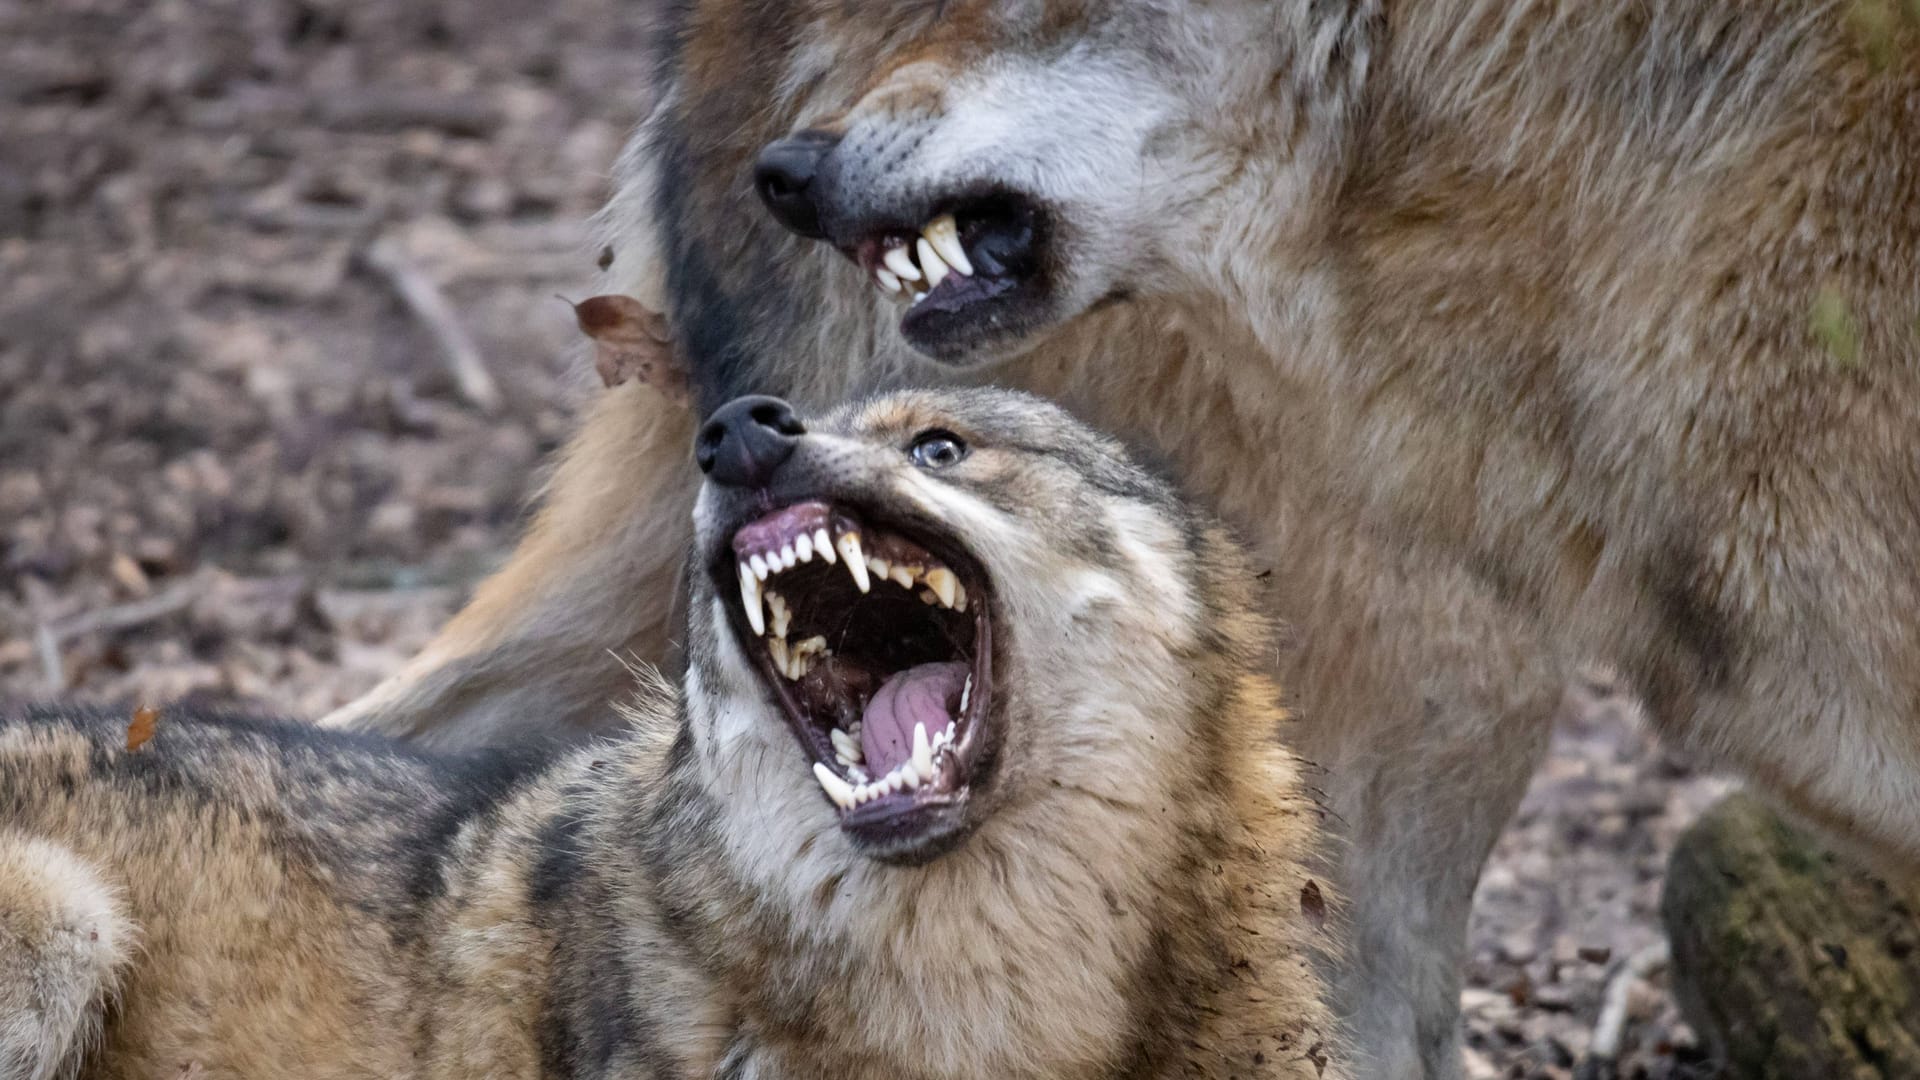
840, 796, 975, 865
901, 307, 1047, 364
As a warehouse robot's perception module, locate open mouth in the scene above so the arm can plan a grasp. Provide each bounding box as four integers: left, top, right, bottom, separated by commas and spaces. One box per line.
841, 192, 1048, 358
719, 499, 994, 858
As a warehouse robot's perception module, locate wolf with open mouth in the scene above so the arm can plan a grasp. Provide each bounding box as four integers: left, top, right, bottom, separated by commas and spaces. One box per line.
0, 388, 1344, 1080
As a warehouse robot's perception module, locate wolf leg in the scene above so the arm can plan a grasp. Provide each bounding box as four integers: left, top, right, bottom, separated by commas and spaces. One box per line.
0, 835, 132, 1080
1274, 524, 1561, 1080
319, 382, 699, 748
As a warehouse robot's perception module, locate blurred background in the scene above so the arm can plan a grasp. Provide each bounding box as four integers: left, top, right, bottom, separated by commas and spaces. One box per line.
0, 2, 1738, 1076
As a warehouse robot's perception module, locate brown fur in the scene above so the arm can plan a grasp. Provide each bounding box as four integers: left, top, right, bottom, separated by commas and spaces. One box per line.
325, 1, 1920, 1075
7, 390, 1344, 1079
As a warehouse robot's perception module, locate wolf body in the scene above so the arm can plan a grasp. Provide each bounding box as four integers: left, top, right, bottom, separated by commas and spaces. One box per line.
3, 390, 1342, 1080
327, 2, 1920, 1075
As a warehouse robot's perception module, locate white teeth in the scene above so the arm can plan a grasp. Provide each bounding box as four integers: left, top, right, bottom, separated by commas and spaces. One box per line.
814, 528, 835, 564
916, 236, 950, 290
750, 554, 770, 581
910, 291, 926, 306
900, 764, 921, 789
912, 723, 934, 781
868, 555, 891, 582
875, 267, 902, 293
923, 214, 973, 277
781, 543, 798, 570
837, 532, 871, 592
814, 762, 855, 808
890, 564, 915, 589
959, 673, 972, 715
783, 635, 827, 680
831, 727, 863, 764
925, 567, 958, 608
883, 243, 923, 282
768, 592, 792, 640
796, 533, 814, 562
952, 581, 969, 612
740, 565, 766, 636
769, 637, 791, 678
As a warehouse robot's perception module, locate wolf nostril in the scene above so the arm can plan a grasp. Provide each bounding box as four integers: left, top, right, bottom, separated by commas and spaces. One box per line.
697, 395, 807, 489
753, 131, 839, 240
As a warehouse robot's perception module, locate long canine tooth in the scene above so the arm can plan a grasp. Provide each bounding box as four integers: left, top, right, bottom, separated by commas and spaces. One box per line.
814, 528, 835, 564
925, 567, 958, 608
813, 762, 855, 808
796, 533, 814, 562
923, 214, 973, 277
875, 267, 902, 293
912, 723, 934, 780
836, 532, 871, 592
769, 637, 791, 677
750, 554, 770, 581
740, 565, 766, 635
831, 728, 864, 763
883, 243, 922, 282
916, 236, 950, 290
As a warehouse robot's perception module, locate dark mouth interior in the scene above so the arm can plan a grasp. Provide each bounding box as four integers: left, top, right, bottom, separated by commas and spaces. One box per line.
844, 191, 1047, 334
721, 500, 992, 821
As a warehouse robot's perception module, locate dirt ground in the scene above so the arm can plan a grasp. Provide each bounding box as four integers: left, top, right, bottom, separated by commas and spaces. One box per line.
0, 2, 1733, 1075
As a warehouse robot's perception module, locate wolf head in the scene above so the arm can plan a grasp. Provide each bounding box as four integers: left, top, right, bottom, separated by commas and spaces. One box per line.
682, 387, 1260, 867
618, 0, 1377, 398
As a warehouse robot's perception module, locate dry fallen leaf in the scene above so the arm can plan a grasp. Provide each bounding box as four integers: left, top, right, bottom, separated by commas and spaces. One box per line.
1300, 879, 1327, 931
127, 704, 159, 752
569, 295, 688, 405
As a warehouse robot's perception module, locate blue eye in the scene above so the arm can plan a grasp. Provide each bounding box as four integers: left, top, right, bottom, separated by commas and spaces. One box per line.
908, 430, 968, 469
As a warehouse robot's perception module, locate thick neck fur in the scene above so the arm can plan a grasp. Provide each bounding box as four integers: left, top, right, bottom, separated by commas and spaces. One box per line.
475, 579, 1339, 1080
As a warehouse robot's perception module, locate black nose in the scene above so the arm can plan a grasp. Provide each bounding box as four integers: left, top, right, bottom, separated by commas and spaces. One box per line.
696, 395, 806, 489
753, 130, 838, 239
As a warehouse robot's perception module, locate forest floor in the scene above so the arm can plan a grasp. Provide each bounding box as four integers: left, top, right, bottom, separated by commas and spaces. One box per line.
1, 2, 1733, 1075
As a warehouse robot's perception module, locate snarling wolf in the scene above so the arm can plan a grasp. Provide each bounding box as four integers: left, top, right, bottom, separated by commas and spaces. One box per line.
2, 389, 1343, 1080
325, 0, 1920, 1074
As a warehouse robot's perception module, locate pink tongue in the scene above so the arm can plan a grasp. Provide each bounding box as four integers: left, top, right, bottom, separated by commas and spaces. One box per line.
861, 661, 966, 775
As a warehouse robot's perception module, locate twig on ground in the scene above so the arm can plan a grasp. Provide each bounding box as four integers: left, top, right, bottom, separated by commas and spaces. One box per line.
47, 577, 205, 644
36, 624, 64, 694
34, 572, 212, 692
1586, 940, 1671, 1071
363, 235, 503, 414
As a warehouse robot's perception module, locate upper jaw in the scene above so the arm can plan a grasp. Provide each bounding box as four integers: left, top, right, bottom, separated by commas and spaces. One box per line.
701, 490, 1001, 864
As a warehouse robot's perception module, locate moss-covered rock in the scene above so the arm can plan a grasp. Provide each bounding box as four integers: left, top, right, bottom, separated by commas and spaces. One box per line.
1662, 794, 1920, 1078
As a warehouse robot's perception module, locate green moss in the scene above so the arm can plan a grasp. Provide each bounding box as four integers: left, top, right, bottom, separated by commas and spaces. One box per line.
1811, 283, 1862, 369
1849, 0, 1902, 69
